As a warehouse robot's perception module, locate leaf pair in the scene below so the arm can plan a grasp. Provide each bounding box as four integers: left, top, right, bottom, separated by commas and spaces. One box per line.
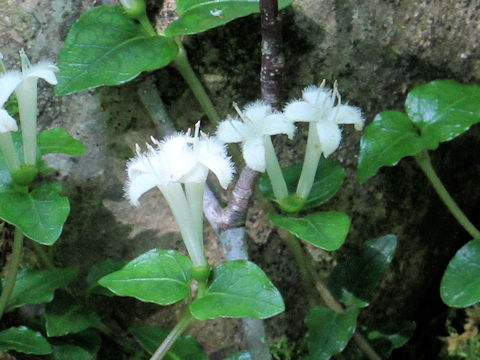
98, 249, 285, 320
56, 0, 292, 96
358, 80, 480, 183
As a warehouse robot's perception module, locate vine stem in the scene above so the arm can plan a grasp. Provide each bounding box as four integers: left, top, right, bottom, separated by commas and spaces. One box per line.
278, 230, 382, 360
170, 41, 221, 125
415, 150, 480, 239
150, 310, 194, 360
0, 228, 24, 320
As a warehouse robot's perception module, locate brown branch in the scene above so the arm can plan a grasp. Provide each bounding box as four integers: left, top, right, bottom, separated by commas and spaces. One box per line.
260, 0, 284, 109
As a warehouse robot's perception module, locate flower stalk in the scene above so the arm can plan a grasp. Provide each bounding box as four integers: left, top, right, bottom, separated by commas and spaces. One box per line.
415, 150, 480, 239
0, 228, 24, 320
0, 132, 20, 173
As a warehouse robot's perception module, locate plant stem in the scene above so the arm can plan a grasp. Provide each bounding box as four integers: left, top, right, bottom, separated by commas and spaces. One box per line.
150, 310, 194, 360
31, 241, 55, 269
415, 150, 480, 239
279, 231, 382, 360
139, 14, 157, 36
0, 228, 24, 320
171, 42, 220, 125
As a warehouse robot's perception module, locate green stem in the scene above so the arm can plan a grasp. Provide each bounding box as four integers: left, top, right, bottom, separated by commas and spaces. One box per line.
0, 228, 24, 320
150, 310, 194, 360
170, 41, 221, 125
415, 150, 480, 239
138, 13, 157, 36
31, 241, 54, 269
279, 231, 382, 360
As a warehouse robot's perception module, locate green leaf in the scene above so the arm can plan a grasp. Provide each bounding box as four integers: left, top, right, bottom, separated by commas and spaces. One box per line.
269, 212, 350, 251
441, 239, 480, 307
406, 80, 480, 146
38, 129, 87, 156
304, 306, 359, 360
362, 322, 416, 359
189, 260, 284, 320
224, 351, 252, 360
166, 0, 293, 36
357, 111, 434, 183
56, 5, 178, 95
358, 81, 480, 183
259, 158, 345, 209
86, 259, 128, 296
46, 291, 101, 337
0, 326, 52, 355
53, 345, 94, 360
130, 325, 209, 359
0, 182, 70, 245
99, 249, 193, 305
5, 267, 78, 312
328, 234, 397, 307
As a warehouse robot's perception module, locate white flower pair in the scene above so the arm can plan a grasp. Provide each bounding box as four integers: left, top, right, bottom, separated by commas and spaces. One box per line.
0, 50, 58, 173
216, 83, 364, 202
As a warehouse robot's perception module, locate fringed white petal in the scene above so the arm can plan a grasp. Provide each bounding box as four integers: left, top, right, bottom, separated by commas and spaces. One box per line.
0, 71, 22, 107
216, 118, 249, 143
302, 85, 331, 105
161, 134, 196, 182
335, 104, 365, 130
316, 120, 342, 158
197, 137, 234, 189
243, 101, 272, 124
0, 109, 18, 133
242, 137, 266, 172
284, 100, 318, 122
23, 62, 58, 85
262, 113, 296, 139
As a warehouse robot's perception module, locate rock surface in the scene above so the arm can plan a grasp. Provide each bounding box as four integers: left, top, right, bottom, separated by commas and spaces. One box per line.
1, 0, 479, 358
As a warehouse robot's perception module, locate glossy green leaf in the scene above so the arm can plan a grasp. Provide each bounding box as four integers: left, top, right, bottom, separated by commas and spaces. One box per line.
441, 239, 480, 307
357, 111, 433, 183
406, 80, 480, 145
38, 129, 87, 156
52, 329, 101, 358
99, 249, 192, 305
0, 182, 70, 245
328, 234, 397, 307
5, 267, 78, 312
53, 345, 94, 360
166, 0, 293, 36
46, 291, 101, 337
304, 306, 359, 360
259, 158, 345, 209
56, 5, 178, 95
130, 325, 209, 359
362, 322, 416, 359
0, 326, 52, 355
269, 211, 350, 251
358, 81, 480, 183
190, 260, 284, 320
86, 259, 128, 296
224, 351, 252, 360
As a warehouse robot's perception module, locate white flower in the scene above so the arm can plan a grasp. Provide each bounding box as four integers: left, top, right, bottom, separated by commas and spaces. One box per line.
126, 125, 233, 206
0, 50, 58, 166
216, 101, 295, 172
125, 125, 234, 268
284, 84, 364, 157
